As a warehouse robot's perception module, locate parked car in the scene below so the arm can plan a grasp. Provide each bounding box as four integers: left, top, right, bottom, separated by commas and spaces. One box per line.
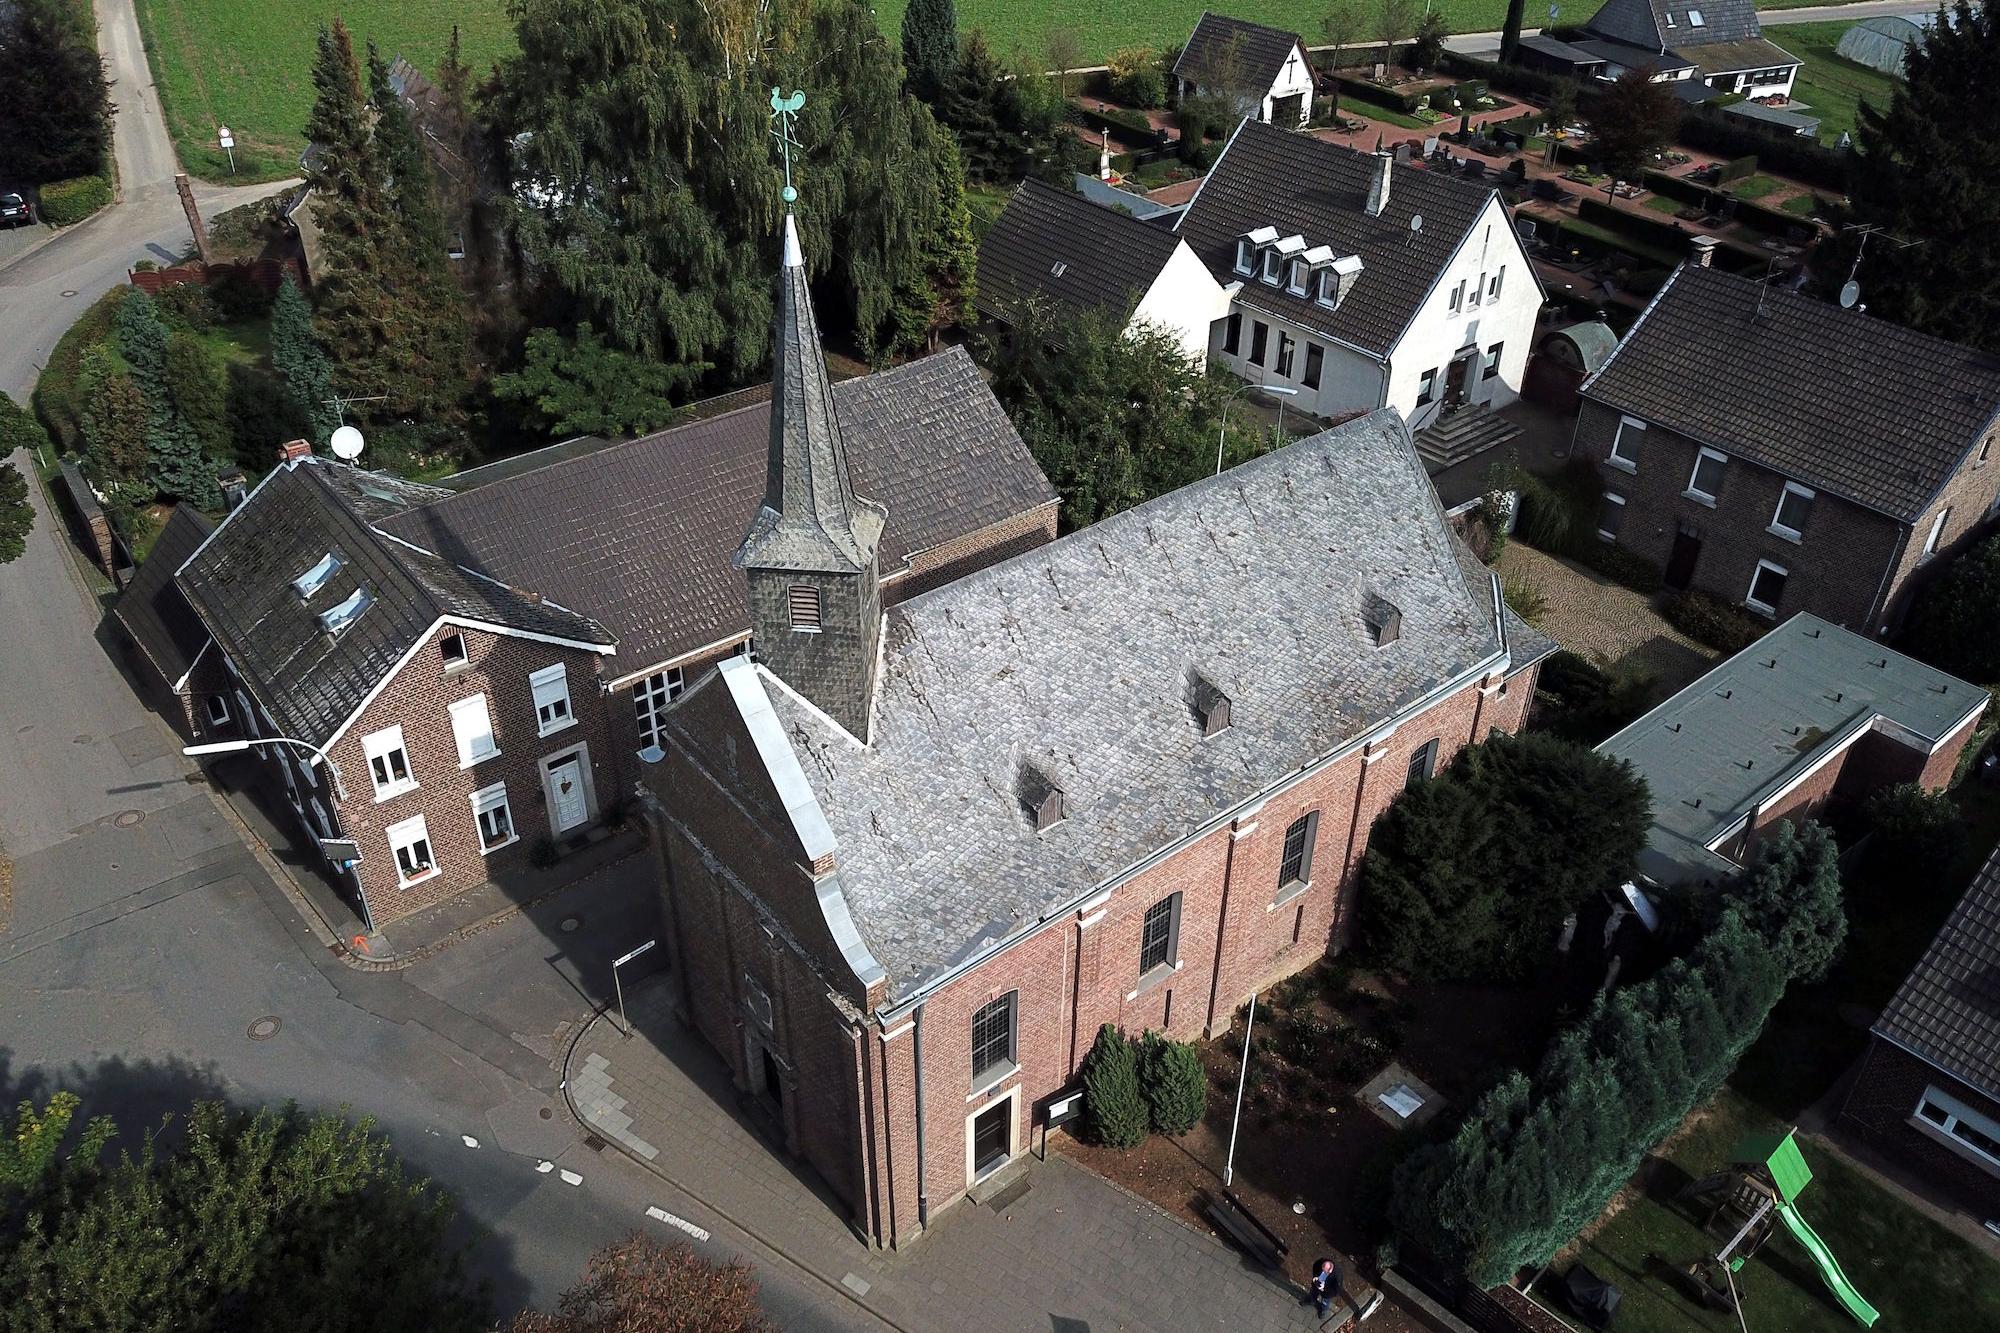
0, 193, 33, 228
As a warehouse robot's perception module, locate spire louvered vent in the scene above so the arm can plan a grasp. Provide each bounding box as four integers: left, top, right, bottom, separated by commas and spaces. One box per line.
1363, 592, 1402, 647
1190, 671, 1232, 737
1018, 761, 1067, 831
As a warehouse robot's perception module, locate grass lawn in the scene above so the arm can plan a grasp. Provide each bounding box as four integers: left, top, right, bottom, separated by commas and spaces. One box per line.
1726, 173, 1784, 200
133, 0, 1878, 182
1781, 20, 1900, 145
1568, 1090, 2000, 1333
964, 181, 1012, 241
131, 0, 514, 182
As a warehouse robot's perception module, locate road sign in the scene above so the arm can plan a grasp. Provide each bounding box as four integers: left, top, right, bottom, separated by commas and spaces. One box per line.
217, 125, 234, 148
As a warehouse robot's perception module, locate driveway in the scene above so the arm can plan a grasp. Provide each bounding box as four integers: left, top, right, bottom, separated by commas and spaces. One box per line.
0, 0, 292, 402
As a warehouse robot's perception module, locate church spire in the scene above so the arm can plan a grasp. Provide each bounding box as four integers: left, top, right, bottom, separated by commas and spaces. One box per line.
735, 89, 886, 744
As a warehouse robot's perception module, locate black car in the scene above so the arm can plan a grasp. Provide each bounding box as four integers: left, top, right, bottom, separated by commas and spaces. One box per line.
0, 193, 32, 228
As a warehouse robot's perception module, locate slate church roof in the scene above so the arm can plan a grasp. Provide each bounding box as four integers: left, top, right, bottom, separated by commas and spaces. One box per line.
176, 459, 614, 748
1582, 264, 2000, 523
1876, 847, 2000, 1101
976, 179, 1184, 329
378, 346, 1056, 676
1173, 11, 1308, 92
1176, 120, 1500, 357
712, 409, 1554, 999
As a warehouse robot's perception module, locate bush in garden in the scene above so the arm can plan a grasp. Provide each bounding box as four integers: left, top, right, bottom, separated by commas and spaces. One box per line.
35, 174, 112, 226
1862, 782, 1968, 883
1901, 529, 2000, 683
1082, 1024, 1148, 1148
1661, 590, 1768, 654
1139, 1031, 1208, 1135
1107, 47, 1165, 108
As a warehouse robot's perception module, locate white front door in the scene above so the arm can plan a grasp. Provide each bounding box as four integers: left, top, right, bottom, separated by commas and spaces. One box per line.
547, 756, 588, 833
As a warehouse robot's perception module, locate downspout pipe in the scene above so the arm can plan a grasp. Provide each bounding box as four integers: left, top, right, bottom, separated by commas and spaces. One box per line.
911, 1000, 930, 1229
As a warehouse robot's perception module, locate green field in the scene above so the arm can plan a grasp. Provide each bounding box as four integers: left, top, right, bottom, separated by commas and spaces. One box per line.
135, 0, 1874, 182
1779, 20, 1899, 144
131, 0, 514, 181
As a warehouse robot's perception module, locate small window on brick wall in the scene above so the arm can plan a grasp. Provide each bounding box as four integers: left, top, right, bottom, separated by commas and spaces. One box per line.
789, 585, 822, 632
969, 991, 1017, 1088
440, 632, 468, 670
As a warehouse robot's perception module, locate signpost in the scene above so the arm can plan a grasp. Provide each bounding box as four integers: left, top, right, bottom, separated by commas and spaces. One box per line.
612, 940, 657, 1036
1041, 1091, 1084, 1160
217, 125, 236, 175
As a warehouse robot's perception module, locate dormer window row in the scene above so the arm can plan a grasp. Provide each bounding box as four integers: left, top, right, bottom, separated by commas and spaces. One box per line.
1234, 229, 1365, 310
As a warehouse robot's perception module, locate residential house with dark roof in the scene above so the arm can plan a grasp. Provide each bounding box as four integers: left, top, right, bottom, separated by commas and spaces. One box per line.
639, 206, 1556, 1248
1596, 613, 1986, 887
1176, 120, 1543, 432
1521, 0, 1800, 100
111, 503, 221, 737
161, 306, 1056, 928
1844, 846, 2000, 1218
1576, 263, 2000, 634
975, 179, 1230, 360
1172, 12, 1316, 128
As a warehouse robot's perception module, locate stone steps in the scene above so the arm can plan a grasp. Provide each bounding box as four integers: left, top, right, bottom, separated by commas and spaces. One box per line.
1417, 404, 1523, 470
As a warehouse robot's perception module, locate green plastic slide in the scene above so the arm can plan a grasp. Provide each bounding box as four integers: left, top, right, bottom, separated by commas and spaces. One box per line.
1776, 1201, 1881, 1327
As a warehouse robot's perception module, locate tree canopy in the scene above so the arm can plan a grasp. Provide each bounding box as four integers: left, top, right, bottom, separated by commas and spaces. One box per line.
0, 1095, 488, 1332
900, 0, 958, 103
0, 399, 40, 564
115, 291, 220, 507
493, 0, 971, 385
492, 324, 696, 439
980, 301, 1250, 530
0, 0, 112, 184
1841, 0, 2000, 353
1587, 68, 1681, 179
936, 31, 1074, 184
1358, 731, 1652, 981
1901, 527, 2000, 683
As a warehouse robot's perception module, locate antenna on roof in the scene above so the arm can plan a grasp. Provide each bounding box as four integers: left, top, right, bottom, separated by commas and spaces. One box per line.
1838, 222, 1921, 308
322, 392, 387, 427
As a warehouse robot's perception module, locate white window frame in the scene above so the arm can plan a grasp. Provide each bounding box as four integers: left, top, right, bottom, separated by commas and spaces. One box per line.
470, 782, 518, 855
1316, 267, 1340, 307
1745, 558, 1788, 617
1488, 266, 1505, 300
1468, 272, 1484, 308
1303, 341, 1324, 390
1260, 248, 1282, 286
1914, 1085, 2000, 1174
634, 667, 686, 750
204, 694, 231, 727
361, 725, 417, 801
1688, 7, 1705, 25
1608, 414, 1644, 473
1597, 491, 1627, 542
1768, 481, 1815, 542
1483, 341, 1503, 381
1275, 332, 1296, 379
530, 662, 575, 737
1234, 238, 1255, 276
386, 814, 438, 887
1418, 368, 1439, 405
449, 693, 501, 769
1685, 446, 1729, 505
1448, 280, 1466, 314
440, 631, 469, 670
1923, 507, 1951, 557
1286, 259, 1309, 295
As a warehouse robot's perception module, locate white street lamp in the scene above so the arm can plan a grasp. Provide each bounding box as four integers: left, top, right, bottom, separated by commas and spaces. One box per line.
612, 939, 657, 1036
184, 736, 346, 799
1223, 990, 1260, 1187
1217, 383, 1300, 476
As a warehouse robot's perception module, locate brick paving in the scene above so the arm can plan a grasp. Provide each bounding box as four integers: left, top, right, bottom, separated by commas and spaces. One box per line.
569, 979, 1335, 1332
1495, 543, 1718, 692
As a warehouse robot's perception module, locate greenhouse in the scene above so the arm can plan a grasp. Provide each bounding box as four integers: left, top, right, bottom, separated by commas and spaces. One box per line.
1835, 14, 1942, 78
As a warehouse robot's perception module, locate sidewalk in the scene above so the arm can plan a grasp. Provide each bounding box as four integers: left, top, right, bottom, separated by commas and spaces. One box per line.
568, 978, 1332, 1332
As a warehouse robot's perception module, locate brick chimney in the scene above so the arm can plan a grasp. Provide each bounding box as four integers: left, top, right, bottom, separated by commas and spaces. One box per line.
278, 439, 313, 463
1690, 235, 1718, 268
1365, 147, 1393, 218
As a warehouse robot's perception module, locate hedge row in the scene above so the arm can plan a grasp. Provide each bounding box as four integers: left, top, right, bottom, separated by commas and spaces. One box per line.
1335, 75, 1426, 114
38, 174, 113, 227
1678, 105, 1850, 192
1441, 51, 1582, 106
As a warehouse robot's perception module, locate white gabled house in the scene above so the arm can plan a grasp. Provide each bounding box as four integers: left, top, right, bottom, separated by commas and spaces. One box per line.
1175, 120, 1544, 428
1172, 12, 1316, 129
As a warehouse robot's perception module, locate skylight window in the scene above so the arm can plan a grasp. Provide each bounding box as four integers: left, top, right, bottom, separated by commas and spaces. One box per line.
293, 551, 344, 601
1688, 8, 1705, 24
317, 587, 373, 635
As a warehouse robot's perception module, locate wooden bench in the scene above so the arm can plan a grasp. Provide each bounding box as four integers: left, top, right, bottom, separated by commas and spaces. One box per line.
1202, 1188, 1290, 1272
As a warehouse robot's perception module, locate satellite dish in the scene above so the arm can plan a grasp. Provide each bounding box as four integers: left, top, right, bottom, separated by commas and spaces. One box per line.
1410, 214, 1424, 234
330, 425, 365, 460
1839, 280, 1861, 309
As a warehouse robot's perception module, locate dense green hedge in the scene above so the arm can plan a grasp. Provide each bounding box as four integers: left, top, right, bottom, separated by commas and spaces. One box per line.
1901, 529, 2000, 683
1678, 105, 1850, 192
1441, 51, 1580, 106
1577, 196, 1695, 255
1335, 75, 1426, 114
37, 174, 112, 226
1663, 589, 1770, 653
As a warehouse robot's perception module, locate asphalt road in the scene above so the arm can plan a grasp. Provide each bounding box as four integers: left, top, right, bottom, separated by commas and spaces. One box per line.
0, 0, 291, 402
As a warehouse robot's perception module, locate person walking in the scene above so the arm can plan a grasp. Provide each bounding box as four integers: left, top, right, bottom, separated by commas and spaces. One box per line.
1310, 1258, 1343, 1321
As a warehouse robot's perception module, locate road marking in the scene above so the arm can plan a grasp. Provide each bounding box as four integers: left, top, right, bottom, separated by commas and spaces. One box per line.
559, 1169, 584, 1186
536, 1160, 554, 1174
842, 1272, 872, 1297
645, 1205, 712, 1242
461, 1134, 479, 1148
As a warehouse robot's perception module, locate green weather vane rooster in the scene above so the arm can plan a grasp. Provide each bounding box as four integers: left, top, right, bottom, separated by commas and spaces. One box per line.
770, 87, 806, 204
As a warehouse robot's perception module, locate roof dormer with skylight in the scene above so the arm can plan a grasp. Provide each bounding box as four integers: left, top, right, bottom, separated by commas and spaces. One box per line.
293, 551, 345, 601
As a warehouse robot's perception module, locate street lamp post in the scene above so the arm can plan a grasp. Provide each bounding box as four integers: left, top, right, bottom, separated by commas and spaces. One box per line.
1223, 990, 1260, 1187
1216, 383, 1300, 476
611, 940, 657, 1036
184, 736, 346, 800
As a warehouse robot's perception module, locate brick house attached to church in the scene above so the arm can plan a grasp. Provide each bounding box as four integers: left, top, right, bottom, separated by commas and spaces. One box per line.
639, 211, 1556, 1248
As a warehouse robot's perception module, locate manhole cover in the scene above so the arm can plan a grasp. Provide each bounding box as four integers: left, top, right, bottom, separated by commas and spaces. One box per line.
61, 289, 78, 297
559, 916, 581, 933
247, 1016, 282, 1041
539, 1106, 553, 1120
113, 809, 144, 828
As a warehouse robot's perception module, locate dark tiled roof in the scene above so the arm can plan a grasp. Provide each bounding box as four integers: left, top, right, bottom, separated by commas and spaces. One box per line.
1586, 0, 1763, 49
1683, 35, 1801, 73
113, 504, 214, 689
975, 180, 1184, 328
1876, 846, 2000, 1102
1173, 11, 1306, 92
1177, 120, 1495, 356
176, 460, 612, 747
1582, 265, 2000, 522
740, 410, 1526, 997
1571, 37, 1698, 74
379, 347, 1057, 676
